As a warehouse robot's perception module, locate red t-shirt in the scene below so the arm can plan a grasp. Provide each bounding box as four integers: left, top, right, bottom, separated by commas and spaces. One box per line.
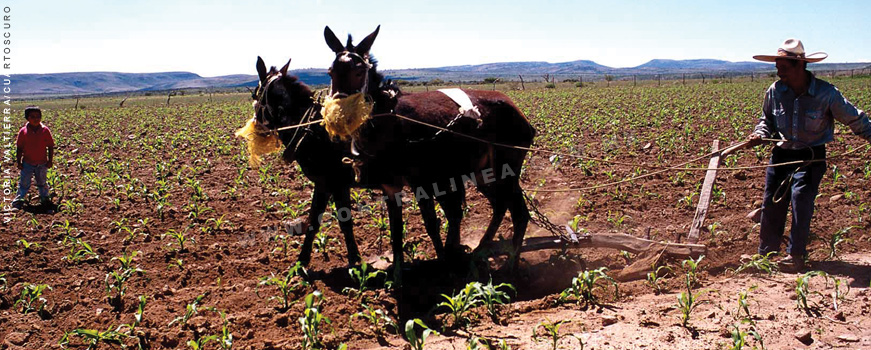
16, 123, 55, 165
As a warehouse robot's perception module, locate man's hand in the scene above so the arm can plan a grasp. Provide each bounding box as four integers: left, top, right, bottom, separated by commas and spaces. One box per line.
746, 133, 764, 148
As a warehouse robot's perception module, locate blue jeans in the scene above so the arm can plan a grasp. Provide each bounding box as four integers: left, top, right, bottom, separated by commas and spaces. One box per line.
758, 146, 826, 258
14, 162, 50, 202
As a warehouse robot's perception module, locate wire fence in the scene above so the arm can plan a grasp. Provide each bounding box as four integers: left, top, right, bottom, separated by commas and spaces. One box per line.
391, 64, 871, 89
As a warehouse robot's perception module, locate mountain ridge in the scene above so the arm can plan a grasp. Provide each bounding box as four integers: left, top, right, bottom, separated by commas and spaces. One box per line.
14, 59, 871, 97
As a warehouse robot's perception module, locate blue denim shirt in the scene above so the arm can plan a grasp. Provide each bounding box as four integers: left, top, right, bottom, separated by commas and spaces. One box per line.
754, 72, 871, 150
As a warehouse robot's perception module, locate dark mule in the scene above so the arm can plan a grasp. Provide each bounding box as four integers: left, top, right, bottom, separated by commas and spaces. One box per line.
323, 26, 536, 269
252, 58, 363, 267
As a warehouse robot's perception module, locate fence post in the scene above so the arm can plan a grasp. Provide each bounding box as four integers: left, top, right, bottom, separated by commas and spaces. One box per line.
518, 75, 525, 90
633, 75, 637, 87
579, 75, 583, 88
682, 73, 686, 85
657, 74, 661, 86
701, 73, 705, 84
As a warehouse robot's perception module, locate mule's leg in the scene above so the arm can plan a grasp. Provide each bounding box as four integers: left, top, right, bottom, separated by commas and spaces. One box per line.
416, 195, 445, 260
437, 184, 466, 256
334, 186, 361, 266
383, 186, 406, 286
476, 185, 508, 246
505, 180, 530, 268
298, 188, 330, 266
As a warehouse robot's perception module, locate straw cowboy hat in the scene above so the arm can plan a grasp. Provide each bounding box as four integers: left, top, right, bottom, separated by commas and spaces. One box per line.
753, 38, 827, 63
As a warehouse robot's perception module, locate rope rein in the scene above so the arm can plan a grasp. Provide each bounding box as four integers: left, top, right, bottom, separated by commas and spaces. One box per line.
264, 106, 867, 193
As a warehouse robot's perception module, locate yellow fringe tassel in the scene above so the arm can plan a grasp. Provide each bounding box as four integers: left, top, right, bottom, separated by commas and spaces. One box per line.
321, 92, 373, 140
234, 116, 282, 166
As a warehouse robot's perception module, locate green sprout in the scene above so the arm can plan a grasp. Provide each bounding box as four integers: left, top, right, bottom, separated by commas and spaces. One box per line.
258, 262, 309, 310
558, 267, 618, 307
15, 283, 52, 315
404, 318, 439, 350
343, 262, 386, 299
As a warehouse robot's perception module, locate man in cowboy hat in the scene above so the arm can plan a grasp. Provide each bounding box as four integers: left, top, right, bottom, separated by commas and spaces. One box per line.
746, 38, 871, 271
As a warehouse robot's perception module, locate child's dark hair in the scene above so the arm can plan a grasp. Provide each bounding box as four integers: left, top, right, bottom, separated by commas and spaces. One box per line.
24, 105, 41, 119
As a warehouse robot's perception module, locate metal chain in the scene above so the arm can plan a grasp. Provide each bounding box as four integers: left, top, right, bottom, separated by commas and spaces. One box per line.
523, 192, 586, 243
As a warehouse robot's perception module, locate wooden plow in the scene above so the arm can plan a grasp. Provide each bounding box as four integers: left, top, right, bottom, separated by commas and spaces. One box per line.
477, 139, 741, 280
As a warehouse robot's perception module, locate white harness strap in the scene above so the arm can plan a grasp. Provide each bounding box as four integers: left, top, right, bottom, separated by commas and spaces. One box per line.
438, 88, 482, 120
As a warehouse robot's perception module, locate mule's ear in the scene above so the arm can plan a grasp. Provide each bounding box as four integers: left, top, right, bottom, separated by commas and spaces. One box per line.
256, 56, 268, 83
279, 58, 291, 76
355, 25, 380, 56
324, 26, 345, 53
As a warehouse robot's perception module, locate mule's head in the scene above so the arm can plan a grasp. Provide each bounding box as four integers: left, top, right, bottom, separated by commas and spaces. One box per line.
324, 25, 380, 97
253, 56, 313, 130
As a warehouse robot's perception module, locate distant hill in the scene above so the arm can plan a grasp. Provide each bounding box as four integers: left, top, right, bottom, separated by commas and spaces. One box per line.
14, 70, 332, 98
431, 60, 612, 74
15, 59, 871, 98
634, 59, 770, 72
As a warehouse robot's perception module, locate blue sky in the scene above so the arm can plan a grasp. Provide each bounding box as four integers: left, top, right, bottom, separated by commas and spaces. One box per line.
13, 0, 871, 76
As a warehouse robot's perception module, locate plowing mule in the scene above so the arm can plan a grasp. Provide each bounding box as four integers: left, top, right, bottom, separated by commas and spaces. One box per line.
324, 26, 536, 274
252, 52, 534, 283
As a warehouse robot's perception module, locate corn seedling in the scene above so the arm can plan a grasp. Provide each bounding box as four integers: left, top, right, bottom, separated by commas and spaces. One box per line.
404, 240, 428, 260
299, 291, 331, 350
681, 255, 704, 287
169, 294, 206, 327
438, 282, 484, 328
132, 295, 147, 330
72, 327, 129, 349
58, 331, 71, 348
646, 265, 672, 294
270, 234, 297, 257
52, 219, 79, 238
733, 252, 778, 275
824, 226, 854, 260
112, 250, 141, 270
606, 210, 628, 228
532, 319, 580, 350
677, 274, 709, 328
258, 262, 309, 310
26, 216, 41, 231
202, 307, 234, 350
137, 218, 152, 234
795, 270, 829, 312
831, 277, 850, 311
62, 236, 100, 263
728, 321, 765, 350
370, 216, 389, 231
618, 250, 633, 264
350, 303, 397, 335
558, 267, 618, 307
735, 285, 757, 322
187, 334, 218, 350
162, 229, 194, 252
313, 229, 333, 255
16, 239, 43, 254
205, 215, 229, 232
105, 267, 145, 305
59, 199, 83, 216
169, 258, 185, 270
344, 262, 386, 299
474, 278, 516, 320
404, 318, 438, 350
15, 283, 51, 315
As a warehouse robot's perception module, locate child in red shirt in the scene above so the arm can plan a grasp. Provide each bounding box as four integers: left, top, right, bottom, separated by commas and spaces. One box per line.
12, 106, 55, 209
